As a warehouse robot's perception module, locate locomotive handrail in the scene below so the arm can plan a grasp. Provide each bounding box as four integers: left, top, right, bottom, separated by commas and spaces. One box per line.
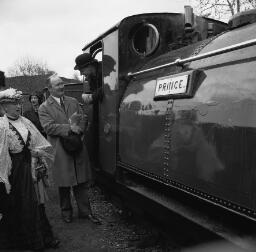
127, 38, 256, 77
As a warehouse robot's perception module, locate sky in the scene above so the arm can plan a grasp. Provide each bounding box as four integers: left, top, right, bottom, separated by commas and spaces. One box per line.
0, 0, 193, 78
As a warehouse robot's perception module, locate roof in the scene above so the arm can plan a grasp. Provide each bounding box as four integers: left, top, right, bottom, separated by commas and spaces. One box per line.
6, 75, 80, 95
82, 13, 171, 51
82, 12, 227, 52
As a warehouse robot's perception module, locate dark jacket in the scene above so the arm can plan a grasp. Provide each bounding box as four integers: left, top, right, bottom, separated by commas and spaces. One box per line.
23, 107, 46, 137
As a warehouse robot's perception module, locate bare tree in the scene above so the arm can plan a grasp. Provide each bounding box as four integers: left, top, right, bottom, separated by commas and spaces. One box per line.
7, 56, 54, 77
6, 56, 55, 94
192, 0, 256, 20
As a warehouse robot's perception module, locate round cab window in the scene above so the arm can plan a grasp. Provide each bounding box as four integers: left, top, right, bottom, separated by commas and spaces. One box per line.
132, 24, 159, 56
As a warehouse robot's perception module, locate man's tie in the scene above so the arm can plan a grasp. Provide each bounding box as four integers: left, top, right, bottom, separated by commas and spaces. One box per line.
60, 97, 66, 113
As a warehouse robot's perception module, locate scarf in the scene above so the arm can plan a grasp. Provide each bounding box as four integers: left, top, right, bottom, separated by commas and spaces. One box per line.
0, 115, 54, 194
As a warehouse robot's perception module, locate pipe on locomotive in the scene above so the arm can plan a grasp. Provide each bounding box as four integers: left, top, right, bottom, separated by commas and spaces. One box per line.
127, 37, 256, 77
184, 5, 194, 32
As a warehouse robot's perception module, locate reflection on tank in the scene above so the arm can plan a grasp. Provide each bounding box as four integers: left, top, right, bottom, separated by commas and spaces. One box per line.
146, 109, 224, 182
120, 99, 166, 164
170, 109, 224, 182
101, 55, 117, 143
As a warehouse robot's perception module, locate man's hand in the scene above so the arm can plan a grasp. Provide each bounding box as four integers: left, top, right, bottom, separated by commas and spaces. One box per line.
82, 93, 93, 105
70, 124, 82, 134
69, 112, 82, 125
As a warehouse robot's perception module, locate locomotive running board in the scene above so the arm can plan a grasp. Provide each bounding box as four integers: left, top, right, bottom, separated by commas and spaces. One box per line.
117, 162, 256, 250
124, 183, 256, 250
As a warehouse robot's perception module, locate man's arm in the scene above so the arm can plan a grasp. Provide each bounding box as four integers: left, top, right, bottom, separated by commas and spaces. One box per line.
82, 87, 103, 105
92, 87, 103, 103
38, 104, 70, 137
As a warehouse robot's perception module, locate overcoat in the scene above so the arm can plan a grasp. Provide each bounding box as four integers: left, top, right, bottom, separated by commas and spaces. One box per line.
38, 95, 92, 187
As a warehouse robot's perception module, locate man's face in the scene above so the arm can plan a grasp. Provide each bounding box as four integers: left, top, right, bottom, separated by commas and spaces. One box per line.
79, 65, 96, 78
49, 80, 64, 98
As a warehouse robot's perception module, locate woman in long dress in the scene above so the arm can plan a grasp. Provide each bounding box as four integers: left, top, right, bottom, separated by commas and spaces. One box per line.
0, 88, 59, 251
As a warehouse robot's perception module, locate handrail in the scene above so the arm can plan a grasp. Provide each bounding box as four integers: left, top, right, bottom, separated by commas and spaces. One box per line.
127, 38, 256, 77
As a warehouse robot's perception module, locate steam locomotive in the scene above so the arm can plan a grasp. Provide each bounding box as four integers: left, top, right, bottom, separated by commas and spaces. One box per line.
65, 6, 256, 245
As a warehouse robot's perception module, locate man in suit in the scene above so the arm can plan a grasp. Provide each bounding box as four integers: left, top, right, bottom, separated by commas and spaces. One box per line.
38, 73, 101, 224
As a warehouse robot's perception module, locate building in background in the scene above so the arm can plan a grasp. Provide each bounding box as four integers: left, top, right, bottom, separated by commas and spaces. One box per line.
0, 71, 5, 90
6, 75, 80, 111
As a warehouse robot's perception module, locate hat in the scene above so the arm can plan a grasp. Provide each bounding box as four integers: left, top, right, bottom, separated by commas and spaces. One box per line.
60, 133, 83, 155
0, 88, 23, 104
74, 53, 97, 70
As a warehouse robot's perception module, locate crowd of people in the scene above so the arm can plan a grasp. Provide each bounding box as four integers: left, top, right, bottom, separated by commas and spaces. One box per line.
0, 53, 103, 251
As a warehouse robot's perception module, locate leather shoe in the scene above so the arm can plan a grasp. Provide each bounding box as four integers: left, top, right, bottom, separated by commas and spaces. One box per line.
79, 213, 102, 224
62, 216, 72, 223
88, 214, 102, 225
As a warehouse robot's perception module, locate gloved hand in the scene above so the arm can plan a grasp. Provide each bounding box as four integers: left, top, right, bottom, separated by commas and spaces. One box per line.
69, 112, 82, 125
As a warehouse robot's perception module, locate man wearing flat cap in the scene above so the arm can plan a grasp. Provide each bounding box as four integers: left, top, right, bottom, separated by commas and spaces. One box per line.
74, 53, 103, 171
38, 73, 101, 224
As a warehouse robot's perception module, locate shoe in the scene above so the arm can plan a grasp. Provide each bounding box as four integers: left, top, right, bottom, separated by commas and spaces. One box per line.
46, 239, 60, 249
88, 214, 102, 225
62, 216, 72, 223
78, 213, 102, 224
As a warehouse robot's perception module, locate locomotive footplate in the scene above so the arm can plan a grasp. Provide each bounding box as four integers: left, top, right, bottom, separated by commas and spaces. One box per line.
115, 164, 256, 251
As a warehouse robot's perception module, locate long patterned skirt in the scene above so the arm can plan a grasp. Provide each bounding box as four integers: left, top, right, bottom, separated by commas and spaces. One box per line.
0, 147, 55, 250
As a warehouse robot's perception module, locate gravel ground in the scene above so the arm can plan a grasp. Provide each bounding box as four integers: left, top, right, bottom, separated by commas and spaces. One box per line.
46, 186, 179, 252
4, 185, 247, 252
5, 186, 179, 252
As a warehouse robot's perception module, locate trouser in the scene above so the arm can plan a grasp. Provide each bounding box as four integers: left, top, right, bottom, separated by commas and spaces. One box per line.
58, 182, 92, 217
85, 110, 99, 171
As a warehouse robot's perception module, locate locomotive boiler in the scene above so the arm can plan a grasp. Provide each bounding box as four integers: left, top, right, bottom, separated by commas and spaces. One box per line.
67, 6, 256, 246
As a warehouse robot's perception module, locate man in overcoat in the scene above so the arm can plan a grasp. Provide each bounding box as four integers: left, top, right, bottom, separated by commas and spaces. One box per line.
38, 73, 100, 224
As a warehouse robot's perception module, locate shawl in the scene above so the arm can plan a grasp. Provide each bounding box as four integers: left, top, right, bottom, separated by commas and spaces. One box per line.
0, 114, 54, 194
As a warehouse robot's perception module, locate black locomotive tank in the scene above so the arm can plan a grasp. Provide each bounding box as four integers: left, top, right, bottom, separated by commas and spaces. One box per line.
119, 12, 256, 220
